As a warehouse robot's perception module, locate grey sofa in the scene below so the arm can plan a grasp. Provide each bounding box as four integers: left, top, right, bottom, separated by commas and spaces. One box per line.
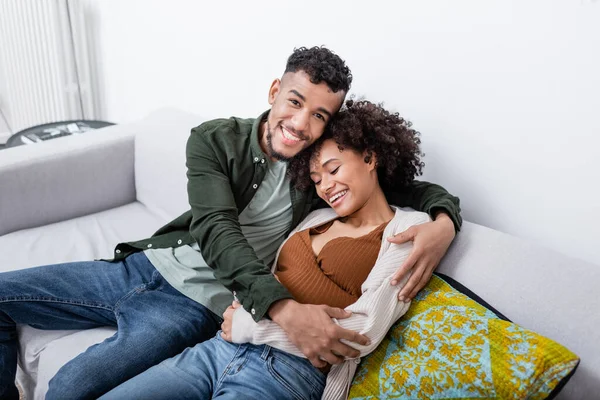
0, 109, 598, 399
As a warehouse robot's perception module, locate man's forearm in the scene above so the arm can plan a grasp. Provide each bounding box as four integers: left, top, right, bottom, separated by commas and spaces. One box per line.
433, 212, 456, 239
268, 298, 297, 325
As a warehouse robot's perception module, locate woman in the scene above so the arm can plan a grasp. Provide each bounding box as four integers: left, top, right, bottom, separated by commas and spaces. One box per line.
101, 100, 431, 400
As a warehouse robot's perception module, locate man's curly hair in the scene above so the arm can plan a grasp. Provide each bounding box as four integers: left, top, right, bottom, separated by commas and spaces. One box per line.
287, 100, 424, 191
285, 46, 352, 93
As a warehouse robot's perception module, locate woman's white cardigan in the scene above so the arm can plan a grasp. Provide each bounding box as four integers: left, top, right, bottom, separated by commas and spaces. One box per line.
231, 206, 431, 400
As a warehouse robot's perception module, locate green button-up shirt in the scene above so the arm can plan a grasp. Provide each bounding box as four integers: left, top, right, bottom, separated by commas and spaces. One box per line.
111, 111, 462, 321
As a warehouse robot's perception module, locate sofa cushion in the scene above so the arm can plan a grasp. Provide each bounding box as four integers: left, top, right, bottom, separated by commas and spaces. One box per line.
349, 275, 579, 399
0, 202, 167, 272
0, 202, 167, 399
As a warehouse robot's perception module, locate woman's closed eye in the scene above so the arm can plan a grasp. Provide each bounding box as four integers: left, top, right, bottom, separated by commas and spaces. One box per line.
311, 166, 340, 186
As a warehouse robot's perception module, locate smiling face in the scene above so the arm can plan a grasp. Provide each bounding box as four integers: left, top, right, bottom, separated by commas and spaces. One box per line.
261, 71, 345, 161
310, 139, 379, 217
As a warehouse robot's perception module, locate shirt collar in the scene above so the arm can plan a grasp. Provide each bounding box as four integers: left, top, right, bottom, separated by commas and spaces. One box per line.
250, 110, 271, 164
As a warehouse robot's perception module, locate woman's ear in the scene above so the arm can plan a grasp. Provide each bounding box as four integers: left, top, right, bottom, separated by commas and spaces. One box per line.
364, 151, 377, 171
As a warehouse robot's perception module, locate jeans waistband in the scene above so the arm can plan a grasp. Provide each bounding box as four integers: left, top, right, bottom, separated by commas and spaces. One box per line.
259, 343, 272, 360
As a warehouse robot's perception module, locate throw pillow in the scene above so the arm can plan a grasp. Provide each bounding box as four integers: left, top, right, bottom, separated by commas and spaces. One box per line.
349, 274, 579, 400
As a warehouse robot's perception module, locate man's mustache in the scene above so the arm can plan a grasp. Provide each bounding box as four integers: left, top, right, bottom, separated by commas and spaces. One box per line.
277, 123, 307, 141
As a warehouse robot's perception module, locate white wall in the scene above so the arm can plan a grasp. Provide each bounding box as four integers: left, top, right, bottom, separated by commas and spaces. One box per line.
89, 0, 600, 265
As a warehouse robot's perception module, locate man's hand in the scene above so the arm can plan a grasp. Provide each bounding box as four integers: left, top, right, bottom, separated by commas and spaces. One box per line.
220, 301, 241, 342
268, 299, 370, 368
388, 212, 456, 301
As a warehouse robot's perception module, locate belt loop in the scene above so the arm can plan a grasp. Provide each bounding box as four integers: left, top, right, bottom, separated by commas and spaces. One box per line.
260, 344, 271, 360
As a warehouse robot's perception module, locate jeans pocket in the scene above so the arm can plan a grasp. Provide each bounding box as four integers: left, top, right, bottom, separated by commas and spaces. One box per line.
267, 354, 325, 400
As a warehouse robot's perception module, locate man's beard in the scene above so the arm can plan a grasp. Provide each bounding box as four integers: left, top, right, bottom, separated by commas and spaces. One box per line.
266, 121, 294, 162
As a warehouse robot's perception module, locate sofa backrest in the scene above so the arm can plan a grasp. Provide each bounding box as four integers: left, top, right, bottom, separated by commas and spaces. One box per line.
133, 109, 205, 222
0, 125, 137, 236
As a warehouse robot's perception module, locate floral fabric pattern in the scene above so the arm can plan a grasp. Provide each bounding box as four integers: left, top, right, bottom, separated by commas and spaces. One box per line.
349, 276, 579, 399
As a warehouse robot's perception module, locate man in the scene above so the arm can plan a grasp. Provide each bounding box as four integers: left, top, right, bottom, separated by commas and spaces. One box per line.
0, 46, 460, 399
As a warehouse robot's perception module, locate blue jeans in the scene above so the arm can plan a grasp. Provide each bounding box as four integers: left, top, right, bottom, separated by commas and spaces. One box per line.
100, 332, 326, 400
0, 252, 222, 400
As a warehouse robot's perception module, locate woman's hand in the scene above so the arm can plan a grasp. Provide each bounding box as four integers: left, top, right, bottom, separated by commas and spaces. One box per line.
220, 301, 241, 342
387, 213, 455, 301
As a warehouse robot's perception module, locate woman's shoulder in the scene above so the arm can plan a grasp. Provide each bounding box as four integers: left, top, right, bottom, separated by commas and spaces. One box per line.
296, 209, 339, 231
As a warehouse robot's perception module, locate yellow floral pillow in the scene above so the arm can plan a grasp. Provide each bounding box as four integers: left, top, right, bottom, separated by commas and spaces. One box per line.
349, 275, 579, 400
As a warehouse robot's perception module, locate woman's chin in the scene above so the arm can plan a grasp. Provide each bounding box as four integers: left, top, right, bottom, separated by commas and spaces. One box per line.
332, 205, 352, 218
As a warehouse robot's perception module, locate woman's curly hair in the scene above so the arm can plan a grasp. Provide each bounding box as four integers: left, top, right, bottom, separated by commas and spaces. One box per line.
288, 99, 424, 191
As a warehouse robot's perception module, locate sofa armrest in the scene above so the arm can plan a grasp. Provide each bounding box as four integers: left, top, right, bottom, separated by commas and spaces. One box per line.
0, 127, 136, 236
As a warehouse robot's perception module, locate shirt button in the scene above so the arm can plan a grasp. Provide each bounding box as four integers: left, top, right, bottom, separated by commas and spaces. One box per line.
261, 159, 265, 164
254, 157, 259, 162
177, 239, 182, 245
147, 244, 153, 248
252, 184, 258, 189
115, 249, 121, 254
251, 308, 256, 315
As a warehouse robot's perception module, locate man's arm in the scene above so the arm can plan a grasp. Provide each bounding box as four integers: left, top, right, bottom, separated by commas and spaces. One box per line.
227, 212, 429, 358
384, 180, 461, 300
385, 180, 462, 231
214, 208, 372, 367
186, 122, 292, 321
227, 241, 413, 355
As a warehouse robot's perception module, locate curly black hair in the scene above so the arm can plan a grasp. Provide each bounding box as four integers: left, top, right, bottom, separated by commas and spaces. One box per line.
287, 99, 424, 192
285, 46, 352, 93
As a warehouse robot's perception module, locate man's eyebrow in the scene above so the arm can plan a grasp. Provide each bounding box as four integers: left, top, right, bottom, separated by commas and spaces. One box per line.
316, 107, 333, 119
289, 90, 305, 102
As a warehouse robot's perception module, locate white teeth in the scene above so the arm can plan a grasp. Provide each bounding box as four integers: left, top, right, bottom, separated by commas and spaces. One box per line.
329, 190, 347, 203
282, 127, 300, 142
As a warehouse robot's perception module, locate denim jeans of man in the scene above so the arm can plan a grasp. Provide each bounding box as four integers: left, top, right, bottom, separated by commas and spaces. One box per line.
100, 331, 326, 400
0, 252, 222, 400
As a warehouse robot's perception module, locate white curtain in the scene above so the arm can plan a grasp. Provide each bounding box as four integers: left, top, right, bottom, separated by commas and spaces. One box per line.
0, 0, 98, 138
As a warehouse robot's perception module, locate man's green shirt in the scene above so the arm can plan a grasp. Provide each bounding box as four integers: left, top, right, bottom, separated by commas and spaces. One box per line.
110, 111, 462, 322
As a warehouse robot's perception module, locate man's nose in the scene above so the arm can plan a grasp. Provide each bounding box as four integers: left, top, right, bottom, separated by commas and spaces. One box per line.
291, 110, 310, 132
